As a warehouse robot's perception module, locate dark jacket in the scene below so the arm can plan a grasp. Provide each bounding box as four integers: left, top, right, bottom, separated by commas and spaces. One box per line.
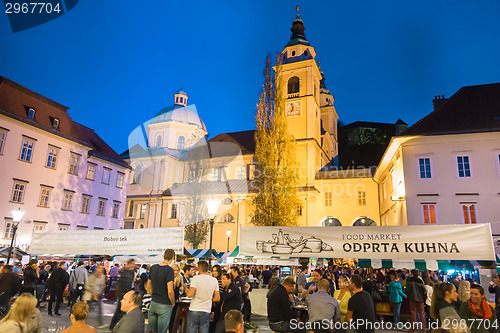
37, 269, 49, 285
112, 307, 144, 333
22, 266, 37, 288
405, 276, 426, 303
47, 268, 69, 291
459, 301, 498, 333
0, 272, 21, 297
220, 282, 243, 318
267, 284, 294, 323
116, 269, 135, 296
488, 285, 500, 309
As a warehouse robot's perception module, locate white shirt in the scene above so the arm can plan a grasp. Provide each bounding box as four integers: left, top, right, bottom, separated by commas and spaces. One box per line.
189, 274, 219, 313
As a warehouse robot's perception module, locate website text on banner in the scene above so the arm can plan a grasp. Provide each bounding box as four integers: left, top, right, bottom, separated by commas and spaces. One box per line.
28, 227, 184, 255
239, 224, 495, 260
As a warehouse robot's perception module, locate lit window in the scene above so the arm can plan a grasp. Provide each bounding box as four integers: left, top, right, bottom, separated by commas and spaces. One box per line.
0, 129, 7, 154
62, 191, 74, 211
38, 187, 51, 207
457, 155, 471, 178
4, 221, 14, 238
325, 192, 332, 206
86, 163, 97, 180
237, 166, 246, 180
11, 180, 27, 203
116, 172, 125, 188
19, 137, 35, 162
81, 195, 91, 214
222, 197, 232, 205
27, 108, 35, 118
52, 118, 59, 129
97, 198, 107, 216
45, 145, 59, 169
462, 203, 477, 224
418, 158, 432, 179
112, 201, 120, 218
58, 225, 68, 231
156, 135, 162, 147
178, 136, 185, 150
219, 213, 234, 223
140, 204, 147, 219
358, 191, 367, 206
210, 168, 218, 181
34, 223, 45, 232
102, 167, 111, 184
422, 204, 436, 224
68, 152, 80, 175
170, 203, 177, 219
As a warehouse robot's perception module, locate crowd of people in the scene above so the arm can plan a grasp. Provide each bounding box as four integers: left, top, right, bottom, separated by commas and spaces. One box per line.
0, 255, 499, 333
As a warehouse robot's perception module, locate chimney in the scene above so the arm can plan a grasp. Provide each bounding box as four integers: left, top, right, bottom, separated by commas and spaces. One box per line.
432, 94, 448, 111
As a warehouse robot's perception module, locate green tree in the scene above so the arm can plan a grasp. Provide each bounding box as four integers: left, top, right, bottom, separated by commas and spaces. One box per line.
251, 56, 300, 226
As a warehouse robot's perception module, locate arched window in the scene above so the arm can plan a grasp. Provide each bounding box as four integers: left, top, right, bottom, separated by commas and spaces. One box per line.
219, 213, 235, 223
353, 217, 377, 226
177, 136, 185, 150
156, 135, 162, 147
322, 217, 342, 226
139, 224, 145, 229
222, 197, 232, 205
132, 164, 142, 184
288, 76, 299, 94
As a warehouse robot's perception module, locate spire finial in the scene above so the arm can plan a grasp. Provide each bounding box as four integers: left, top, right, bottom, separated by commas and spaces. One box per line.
296, 6, 300, 17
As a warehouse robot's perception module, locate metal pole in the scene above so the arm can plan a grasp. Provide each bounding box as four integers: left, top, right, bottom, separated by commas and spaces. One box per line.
7, 223, 18, 265
227, 236, 230, 252
209, 217, 214, 267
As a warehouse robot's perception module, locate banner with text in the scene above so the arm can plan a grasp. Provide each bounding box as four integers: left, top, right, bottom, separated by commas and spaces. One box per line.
240, 224, 495, 260
227, 256, 299, 266
29, 228, 184, 255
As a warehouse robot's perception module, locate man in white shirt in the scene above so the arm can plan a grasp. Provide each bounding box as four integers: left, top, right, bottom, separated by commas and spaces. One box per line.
186, 261, 220, 333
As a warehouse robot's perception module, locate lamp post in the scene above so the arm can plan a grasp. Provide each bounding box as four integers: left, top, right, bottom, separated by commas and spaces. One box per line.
206, 199, 220, 266
8, 208, 25, 264
226, 229, 231, 252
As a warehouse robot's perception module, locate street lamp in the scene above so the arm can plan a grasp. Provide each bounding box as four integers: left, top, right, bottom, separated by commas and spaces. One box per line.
8, 208, 25, 264
206, 199, 220, 265
226, 229, 232, 252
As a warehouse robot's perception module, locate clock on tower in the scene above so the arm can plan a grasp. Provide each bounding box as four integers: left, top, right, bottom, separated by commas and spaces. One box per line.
285, 100, 301, 116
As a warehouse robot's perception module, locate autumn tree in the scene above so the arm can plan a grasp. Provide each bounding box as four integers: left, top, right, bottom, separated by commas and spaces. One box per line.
251, 56, 300, 226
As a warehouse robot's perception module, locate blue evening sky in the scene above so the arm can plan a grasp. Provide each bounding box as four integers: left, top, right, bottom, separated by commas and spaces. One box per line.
1, 1, 500, 154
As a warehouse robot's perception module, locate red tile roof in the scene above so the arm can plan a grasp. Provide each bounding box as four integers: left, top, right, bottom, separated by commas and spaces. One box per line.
402, 82, 500, 136
0, 77, 129, 168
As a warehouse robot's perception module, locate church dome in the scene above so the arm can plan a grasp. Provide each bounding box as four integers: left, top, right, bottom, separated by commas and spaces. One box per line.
151, 104, 207, 131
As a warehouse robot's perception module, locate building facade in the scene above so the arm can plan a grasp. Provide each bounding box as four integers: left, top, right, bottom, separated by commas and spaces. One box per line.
0, 77, 130, 250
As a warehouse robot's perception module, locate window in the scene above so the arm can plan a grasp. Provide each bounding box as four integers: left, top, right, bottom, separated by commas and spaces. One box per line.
11, 180, 27, 203
34, 223, 45, 232
58, 225, 68, 231
462, 203, 477, 224
188, 169, 197, 182
177, 136, 185, 150
156, 135, 162, 147
112, 201, 120, 218
81, 195, 91, 214
222, 197, 232, 205
45, 145, 59, 169
27, 108, 35, 118
86, 163, 97, 180
357, 191, 367, 206
325, 192, 332, 206
418, 157, 432, 179
297, 206, 303, 216
180, 97, 184, 103
97, 198, 107, 216
124, 221, 135, 229
0, 129, 7, 154
52, 118, 59, 129
210, 168, 218, 181
140, 204, 147, 219
38, 187, 51, 207
77, 226, 87, 230
237, 166, 246, 180
68, 152, 80, 175
170, 203, 177, 219
287, 76, 299, 94
219, 213, 234, 223
116, 172, 125, 188
457, 155, 471, 178
102, 167, 111, 184
19, 137, 35, 162
4, 221, 14, 238
62, 191, 74, 211
422, 204, 436, 224
128, 200, 134, 217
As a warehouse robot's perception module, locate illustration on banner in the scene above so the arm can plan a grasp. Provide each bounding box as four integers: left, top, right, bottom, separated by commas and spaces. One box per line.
256, 229, 333, 254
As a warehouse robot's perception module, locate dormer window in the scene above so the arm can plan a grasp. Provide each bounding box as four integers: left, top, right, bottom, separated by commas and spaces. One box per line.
304, 50, 308, 56
292, 50, 296, 56
52, 118, 59, 129
28, 108, 35, 118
